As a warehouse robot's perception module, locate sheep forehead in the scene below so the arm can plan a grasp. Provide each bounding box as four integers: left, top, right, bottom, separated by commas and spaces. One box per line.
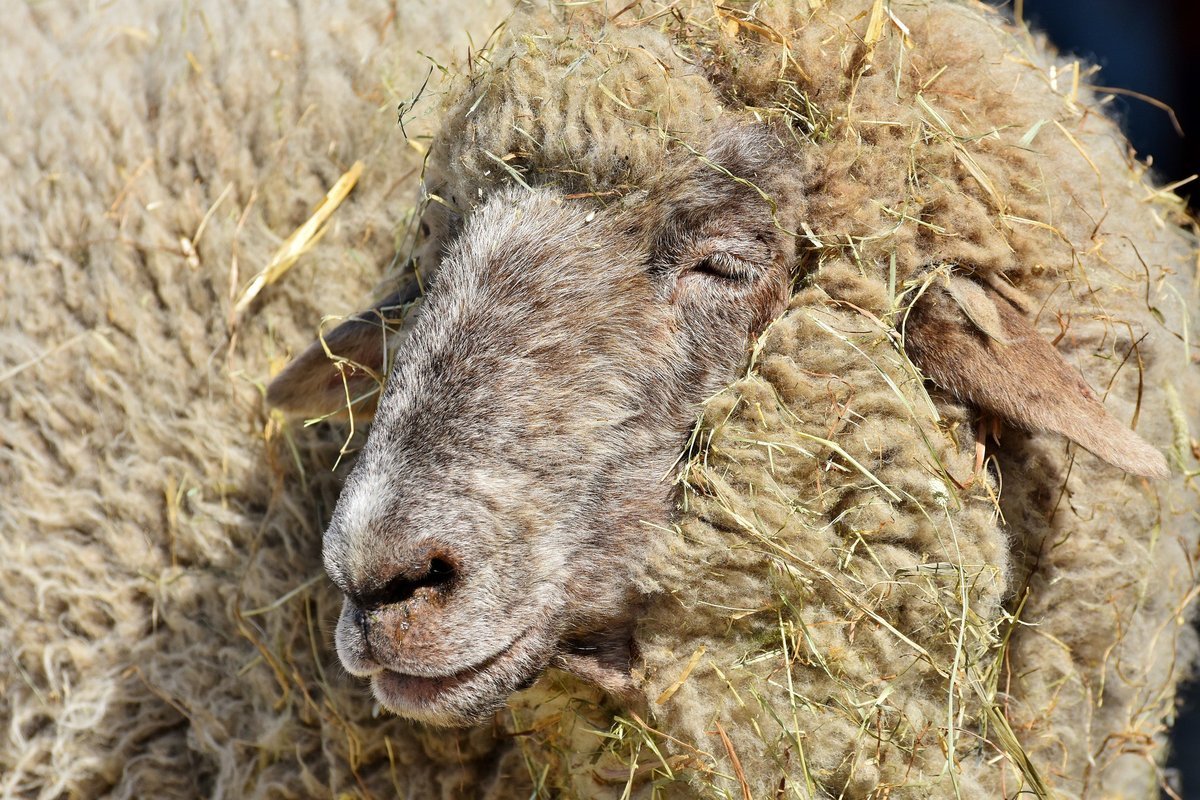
442, 189, 647, 294
359, 193, 664, 464
394, 191, 665, 400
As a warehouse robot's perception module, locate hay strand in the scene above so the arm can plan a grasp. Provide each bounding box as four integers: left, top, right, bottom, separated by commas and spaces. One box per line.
232, 160, 364, 321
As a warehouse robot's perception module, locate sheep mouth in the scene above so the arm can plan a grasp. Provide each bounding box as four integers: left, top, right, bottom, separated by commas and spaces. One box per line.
370, 623, 550, 725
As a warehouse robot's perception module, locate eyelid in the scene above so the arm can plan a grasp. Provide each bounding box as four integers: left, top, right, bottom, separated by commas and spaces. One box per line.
690, 251, 752, 281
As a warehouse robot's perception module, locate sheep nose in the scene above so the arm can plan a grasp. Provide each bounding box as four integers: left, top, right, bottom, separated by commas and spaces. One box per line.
350, 551, 458, 613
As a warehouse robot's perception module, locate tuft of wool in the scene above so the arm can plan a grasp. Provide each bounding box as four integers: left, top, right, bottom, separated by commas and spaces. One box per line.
2, 1, 1198, 799
429, 22, 725, 200
638, 295, 1014, 796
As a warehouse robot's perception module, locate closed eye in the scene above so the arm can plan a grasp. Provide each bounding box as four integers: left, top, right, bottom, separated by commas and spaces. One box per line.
690, 252, 752, 282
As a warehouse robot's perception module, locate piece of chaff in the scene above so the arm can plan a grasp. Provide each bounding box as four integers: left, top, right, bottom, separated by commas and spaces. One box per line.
861, 0, 887, 65
232, 160, 364, 321
712, 721, 752, 800
656, 645, 707, 705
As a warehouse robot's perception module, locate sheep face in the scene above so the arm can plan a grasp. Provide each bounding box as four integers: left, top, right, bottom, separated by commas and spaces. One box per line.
273, 134, 790, 726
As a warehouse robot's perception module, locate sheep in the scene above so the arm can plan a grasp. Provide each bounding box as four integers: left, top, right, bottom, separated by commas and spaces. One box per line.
266, 0, 1200, 797
2, 2, 1197, 800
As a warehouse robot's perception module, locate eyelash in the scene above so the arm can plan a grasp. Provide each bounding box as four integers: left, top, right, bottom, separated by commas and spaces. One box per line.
690, 253, 750, 282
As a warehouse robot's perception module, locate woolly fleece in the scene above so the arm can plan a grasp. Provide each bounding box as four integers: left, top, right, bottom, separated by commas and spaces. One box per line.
1, 1, 516, 797
2, 1, 1198, 799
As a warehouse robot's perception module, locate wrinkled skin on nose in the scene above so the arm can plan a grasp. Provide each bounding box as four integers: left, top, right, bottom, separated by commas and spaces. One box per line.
274, 130, 792, 725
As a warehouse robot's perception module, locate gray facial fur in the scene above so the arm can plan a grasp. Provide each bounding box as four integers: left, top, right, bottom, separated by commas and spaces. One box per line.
319, 132, 790, 725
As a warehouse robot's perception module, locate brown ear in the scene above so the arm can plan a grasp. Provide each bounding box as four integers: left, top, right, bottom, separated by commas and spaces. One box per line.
266, 283, 421, 420
903, 275, 1169, 479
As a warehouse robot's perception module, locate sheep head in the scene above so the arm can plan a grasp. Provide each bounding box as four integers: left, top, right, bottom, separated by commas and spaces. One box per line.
268, 124, 1169, 726
267, 129, 792, 725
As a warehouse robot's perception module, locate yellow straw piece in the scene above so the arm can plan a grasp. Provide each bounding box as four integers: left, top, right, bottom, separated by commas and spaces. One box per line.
233, 160, 364, 320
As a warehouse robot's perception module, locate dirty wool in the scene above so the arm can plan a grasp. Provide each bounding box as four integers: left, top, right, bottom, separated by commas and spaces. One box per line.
2, 1, 1198, 799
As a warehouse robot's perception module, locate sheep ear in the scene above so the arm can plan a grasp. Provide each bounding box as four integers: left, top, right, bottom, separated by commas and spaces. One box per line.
903, 276, 1169, 479
267, 284, 419, 420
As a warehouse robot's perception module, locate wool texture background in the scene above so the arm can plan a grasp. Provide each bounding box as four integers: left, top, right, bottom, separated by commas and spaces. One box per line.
0, 1, 517, 797
2, 1, 1198, 799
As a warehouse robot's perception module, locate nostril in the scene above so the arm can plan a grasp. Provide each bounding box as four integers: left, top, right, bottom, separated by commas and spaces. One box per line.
365, 555, 457, 609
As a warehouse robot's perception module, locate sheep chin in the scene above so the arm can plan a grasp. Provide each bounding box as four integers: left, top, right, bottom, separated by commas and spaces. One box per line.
551, 631, 638, 700
369, 623, 556, 727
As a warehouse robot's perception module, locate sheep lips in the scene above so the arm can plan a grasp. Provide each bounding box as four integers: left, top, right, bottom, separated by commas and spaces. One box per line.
377, 631, 544, 720
341, 615, 556, 726
345, 620, 635, 725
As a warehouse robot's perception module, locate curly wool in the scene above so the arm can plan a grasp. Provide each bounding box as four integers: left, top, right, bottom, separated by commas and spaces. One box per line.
0, 1, 516, 797
2, 1, 1198, 799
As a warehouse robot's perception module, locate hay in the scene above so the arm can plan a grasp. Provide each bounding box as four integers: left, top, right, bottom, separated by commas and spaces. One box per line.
2, 0, 1198, 798
232, 160, 365, 322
